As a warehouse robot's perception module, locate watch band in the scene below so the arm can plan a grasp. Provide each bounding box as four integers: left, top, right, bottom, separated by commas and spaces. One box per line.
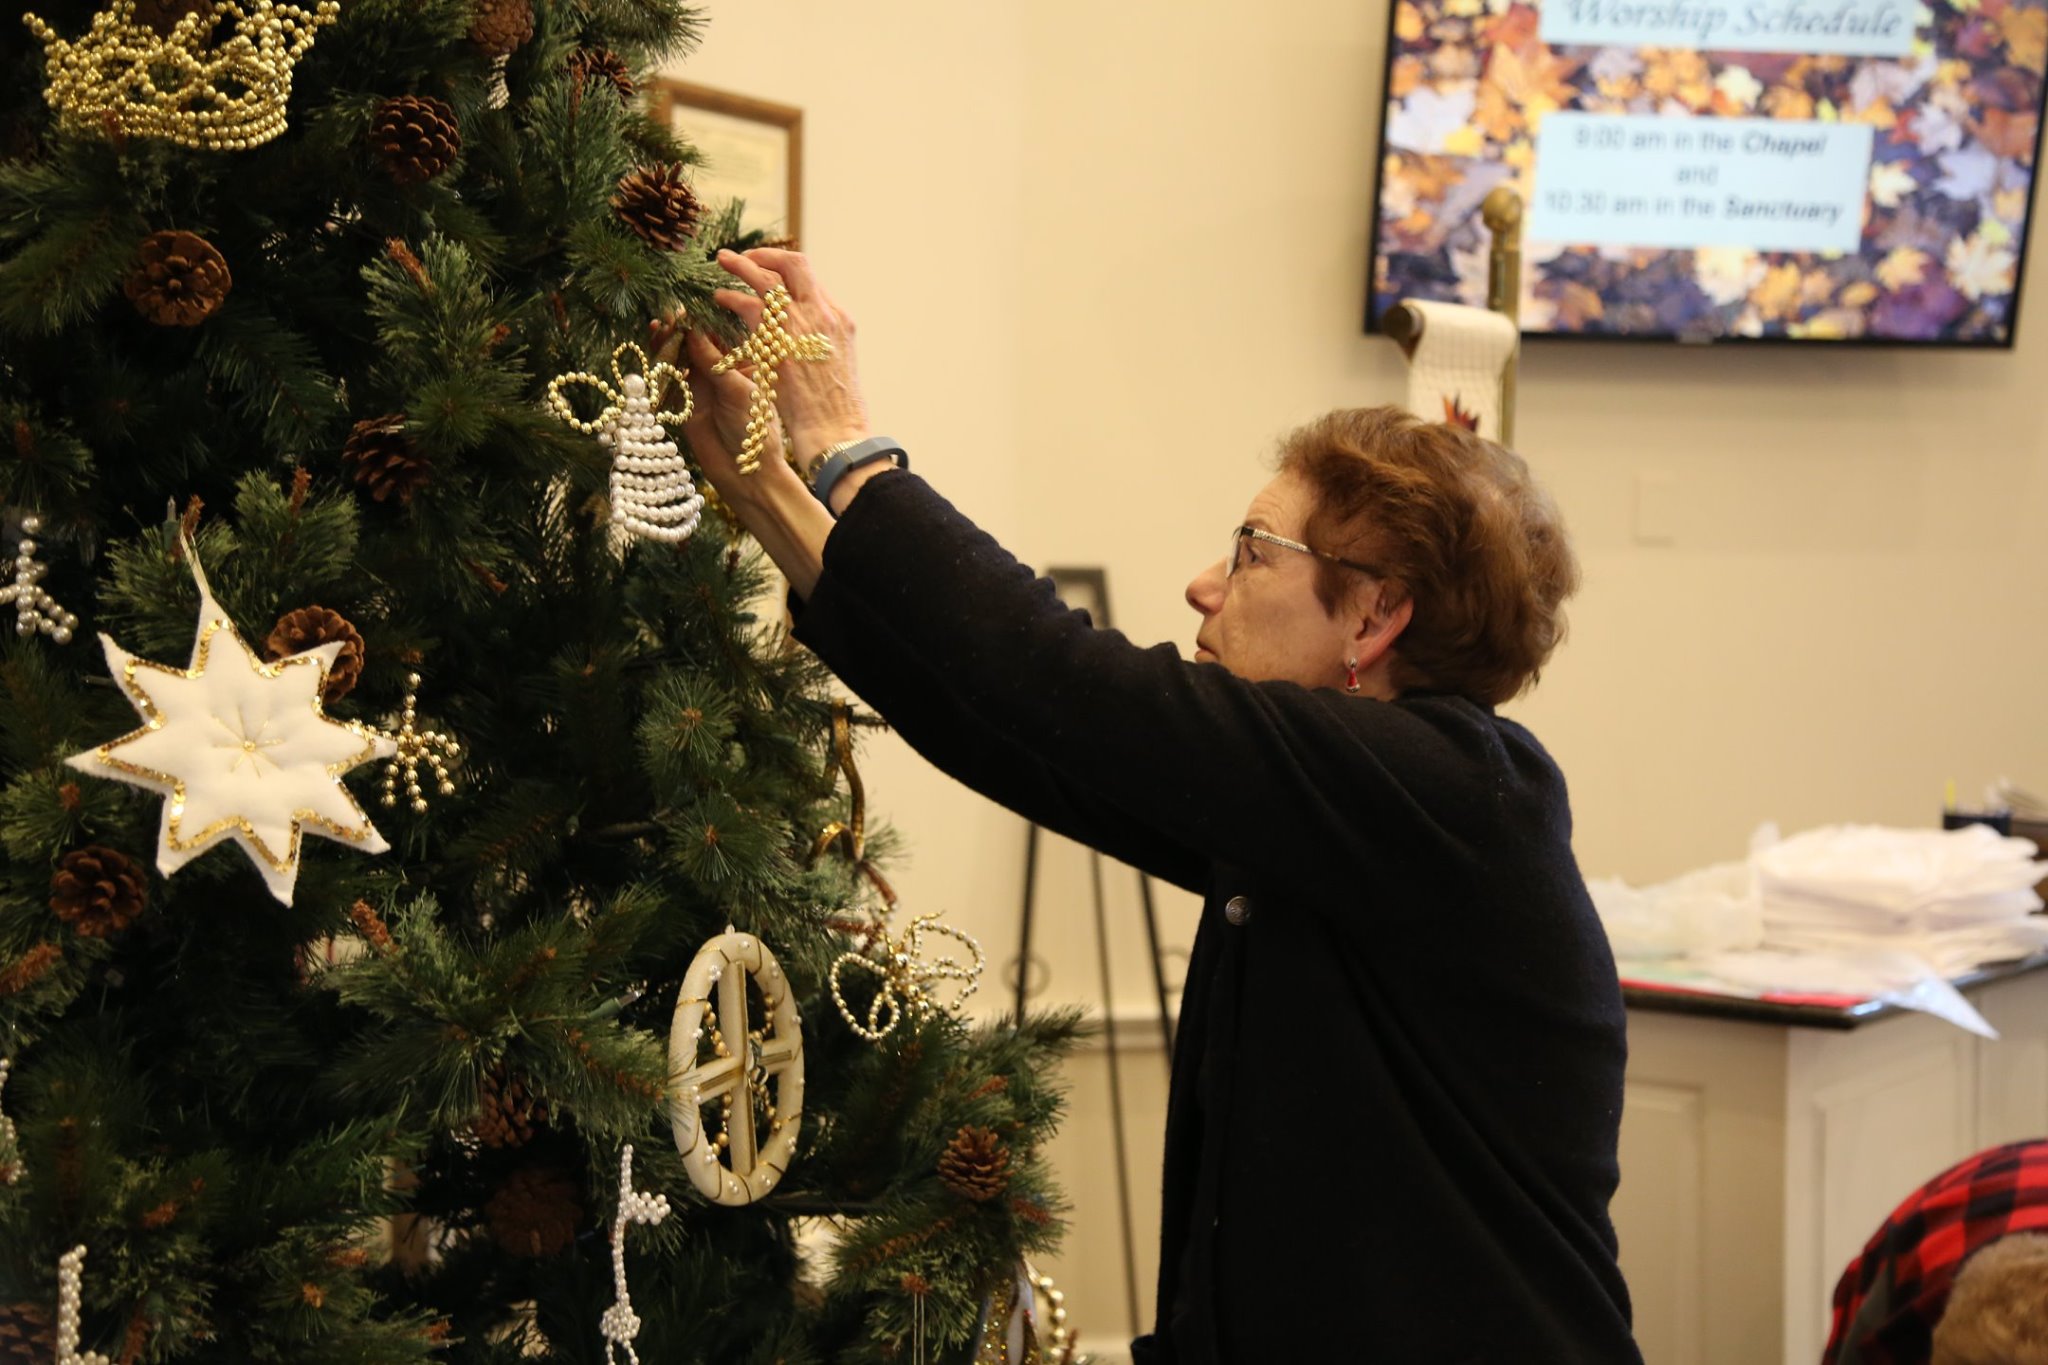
808, 436, 907, 511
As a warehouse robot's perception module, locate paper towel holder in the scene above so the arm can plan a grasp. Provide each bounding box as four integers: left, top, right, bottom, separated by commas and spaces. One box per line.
1384, 185, 1524, 446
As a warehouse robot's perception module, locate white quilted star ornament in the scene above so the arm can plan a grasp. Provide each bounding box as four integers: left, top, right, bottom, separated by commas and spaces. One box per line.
66, 540, 396, 905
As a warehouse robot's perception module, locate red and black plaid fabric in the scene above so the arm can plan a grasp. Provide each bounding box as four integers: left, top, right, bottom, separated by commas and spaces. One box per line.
1823, 1140, 2048, 1364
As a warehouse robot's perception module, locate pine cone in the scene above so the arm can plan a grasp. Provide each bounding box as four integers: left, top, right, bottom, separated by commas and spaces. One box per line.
0, 1302, 55, 1364
123, 230, 231, 328
370, 96, 461, 186
265, 606, 366, 704
567, 48, 635, 102
50, 845, 148, 939
131, 0, 210, 33
473, 1067, 547, 1148
484, 1166, 581, 1257
612, 165, 703, 252
468, 0, 533, 56
341, 414, 431, 505
938, 1125, 1012, 1202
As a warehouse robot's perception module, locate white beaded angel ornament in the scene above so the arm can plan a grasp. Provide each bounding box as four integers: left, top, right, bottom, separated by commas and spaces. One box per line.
546, 343, 705, 553
1, 515, 78, 644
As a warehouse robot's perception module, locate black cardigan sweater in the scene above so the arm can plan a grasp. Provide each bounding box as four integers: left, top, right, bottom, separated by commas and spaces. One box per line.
792, 472, 1641, 1365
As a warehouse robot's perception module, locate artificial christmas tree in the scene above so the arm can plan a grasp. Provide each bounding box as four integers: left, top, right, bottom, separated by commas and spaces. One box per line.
0, 2, 1079, 1362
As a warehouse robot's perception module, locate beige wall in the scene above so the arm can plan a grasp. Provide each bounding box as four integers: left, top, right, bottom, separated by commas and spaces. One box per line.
675, 0, 2048, 1349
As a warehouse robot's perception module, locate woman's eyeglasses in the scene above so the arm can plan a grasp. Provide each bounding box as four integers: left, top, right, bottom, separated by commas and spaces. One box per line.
1227, 525, 1382, 580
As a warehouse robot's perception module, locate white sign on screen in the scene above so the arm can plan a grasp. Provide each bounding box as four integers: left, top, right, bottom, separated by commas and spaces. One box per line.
1539, 0, 1915, 57
1528, 113, 1876, 253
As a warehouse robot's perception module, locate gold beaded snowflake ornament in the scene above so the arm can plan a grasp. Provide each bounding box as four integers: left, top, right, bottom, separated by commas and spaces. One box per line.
380, 671, 459, 812
21, 0, 340, 151
667, 927, 804, 1206
709, 286, 832, 474
66, 538, 395, 905
546, 343, 707, 550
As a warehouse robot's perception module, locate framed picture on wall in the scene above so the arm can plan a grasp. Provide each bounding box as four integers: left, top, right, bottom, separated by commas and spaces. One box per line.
647, 81, 803, 243
1047, 565, 1113, 631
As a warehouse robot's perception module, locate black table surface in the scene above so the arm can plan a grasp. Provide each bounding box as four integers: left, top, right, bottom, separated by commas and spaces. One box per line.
1622, 950, 2048, 1031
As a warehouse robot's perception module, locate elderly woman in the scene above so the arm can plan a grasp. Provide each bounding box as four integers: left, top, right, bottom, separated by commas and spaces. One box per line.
680, 248, 1641, 1365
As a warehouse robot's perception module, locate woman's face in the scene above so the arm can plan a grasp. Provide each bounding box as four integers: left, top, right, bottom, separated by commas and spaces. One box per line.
1184, 471, 1361, 690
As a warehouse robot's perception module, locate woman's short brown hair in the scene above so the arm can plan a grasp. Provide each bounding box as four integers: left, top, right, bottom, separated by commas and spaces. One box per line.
1277, 406, 1578, 707
1933, 1233, 2048, 1365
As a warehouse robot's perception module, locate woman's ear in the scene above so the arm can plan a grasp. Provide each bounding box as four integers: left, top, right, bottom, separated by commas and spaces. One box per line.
1352, 588, 1413, 670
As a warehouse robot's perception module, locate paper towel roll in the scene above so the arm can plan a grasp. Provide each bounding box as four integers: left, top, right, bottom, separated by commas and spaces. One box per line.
1400, 300, 1519, 441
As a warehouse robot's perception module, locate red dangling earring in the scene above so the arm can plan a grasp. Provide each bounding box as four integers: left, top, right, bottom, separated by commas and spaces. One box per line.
1345, 657, 1360, 694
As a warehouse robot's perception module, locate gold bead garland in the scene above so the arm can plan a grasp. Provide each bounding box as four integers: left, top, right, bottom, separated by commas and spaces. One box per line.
708, 286, 832, 475
22, 0, 340, 152
379, 672, 459, 813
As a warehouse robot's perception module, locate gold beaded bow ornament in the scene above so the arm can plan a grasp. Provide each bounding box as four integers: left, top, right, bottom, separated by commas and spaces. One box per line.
810, 701, 985, 1042
545, 342, 691, 435
709, 286, 832, 475
829, 911, 985, 1045
22, 0, 341, 151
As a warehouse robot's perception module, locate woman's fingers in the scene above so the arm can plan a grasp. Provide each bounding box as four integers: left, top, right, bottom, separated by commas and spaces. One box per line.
740, 247, 821, 302
715, 249, 784, 297
712, 287, 765, 330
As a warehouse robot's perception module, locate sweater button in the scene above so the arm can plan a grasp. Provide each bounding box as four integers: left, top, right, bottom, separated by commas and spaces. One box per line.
1224, 895, 1251, 926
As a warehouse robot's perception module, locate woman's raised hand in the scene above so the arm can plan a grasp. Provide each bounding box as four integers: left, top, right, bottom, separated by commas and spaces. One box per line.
706, 248, 871, 467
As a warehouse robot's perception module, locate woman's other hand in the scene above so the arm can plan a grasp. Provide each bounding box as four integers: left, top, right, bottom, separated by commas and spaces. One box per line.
675, 320, 796, 517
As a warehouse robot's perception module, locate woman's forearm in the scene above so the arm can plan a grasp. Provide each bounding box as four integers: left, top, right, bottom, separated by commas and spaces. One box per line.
723, 457, 892, 598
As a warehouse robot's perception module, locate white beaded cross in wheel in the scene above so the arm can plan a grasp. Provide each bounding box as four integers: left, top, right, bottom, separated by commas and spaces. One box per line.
668, 927, 804, 1205
545, 343, 705, 552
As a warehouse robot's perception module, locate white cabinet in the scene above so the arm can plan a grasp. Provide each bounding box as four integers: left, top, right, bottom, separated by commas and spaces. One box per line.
1615, 964, 2048, 1365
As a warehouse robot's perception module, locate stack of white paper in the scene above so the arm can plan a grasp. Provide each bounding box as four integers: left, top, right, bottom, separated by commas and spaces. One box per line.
1754, 823, 2048, 974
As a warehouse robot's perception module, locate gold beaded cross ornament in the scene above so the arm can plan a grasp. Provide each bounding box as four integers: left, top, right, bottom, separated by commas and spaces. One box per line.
709, 286, 833, 474
667, 927, 805, 1205
22, 0, 341, 151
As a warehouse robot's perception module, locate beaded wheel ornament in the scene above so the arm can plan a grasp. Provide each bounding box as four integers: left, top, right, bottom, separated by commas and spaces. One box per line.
667, 928, 804, 1205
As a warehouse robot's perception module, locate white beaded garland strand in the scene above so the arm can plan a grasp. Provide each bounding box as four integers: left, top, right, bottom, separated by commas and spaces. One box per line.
598, 1144, 671, 1365
0, 1058, 20, 1187
1, 516, 77, 644
56, 1245, 113, 1365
